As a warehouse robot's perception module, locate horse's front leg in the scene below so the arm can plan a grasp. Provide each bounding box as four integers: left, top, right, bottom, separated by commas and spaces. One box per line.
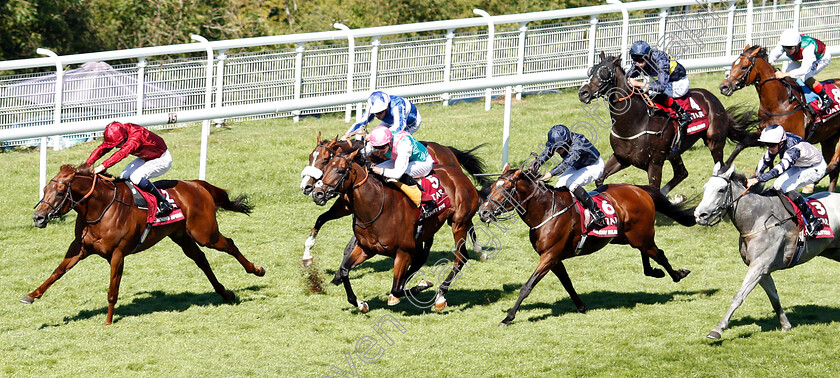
500, 254, 553, 326
646, 160, 664, 190
708, 263, 766, 339
21, 239, 88, 304
333, 244, 373, 313
551, 262, 586, 313
303, 198, 352, 267
596, 154, 629, 186
434, 222, 473, 312
757, 274, 791, 332
105, 251, 126, 325
661, 156, 688, 196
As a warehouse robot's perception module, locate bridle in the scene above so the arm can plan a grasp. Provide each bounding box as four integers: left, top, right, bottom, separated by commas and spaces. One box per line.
35, 173, 118, 224
585, 62, 617, 99
318, 150, 384, 226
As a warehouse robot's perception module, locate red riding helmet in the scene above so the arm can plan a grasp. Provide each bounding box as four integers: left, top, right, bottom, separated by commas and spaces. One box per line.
101, 121, 128, 148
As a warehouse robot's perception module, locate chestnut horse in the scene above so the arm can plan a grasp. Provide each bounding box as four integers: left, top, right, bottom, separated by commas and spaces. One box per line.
478, 166, 694, 326
27, 164, 265, 324
578, 52, 756, 196
719, 45, 840, 191
310, 146, 479, 312
300, 135, 489, 267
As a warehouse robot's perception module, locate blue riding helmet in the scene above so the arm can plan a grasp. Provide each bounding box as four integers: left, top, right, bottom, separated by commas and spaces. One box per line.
629, 40, 652, 61
546, 124, 572, 150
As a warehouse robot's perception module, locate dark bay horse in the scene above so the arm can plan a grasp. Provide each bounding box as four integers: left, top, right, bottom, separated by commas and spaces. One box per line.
310, 146, 480, 312
695, 162, 840, 339
578, 52, 756, 196
720, 45, 840, 191
300, 134, 489, 267
27, 164, 265, 324
478, 166, 694, 326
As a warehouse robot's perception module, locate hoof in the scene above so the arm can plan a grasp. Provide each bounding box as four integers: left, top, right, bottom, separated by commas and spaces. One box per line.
670, 194, 686, 205
647, 268, 666, 278
222, 290, 236, 302
301, 258, 313, 268
254, 265, 266, 276
802, 184, 814, 194
20, 295, 34, 304
416, 280, 433, 291
498, 321, 509, 327
433, 298, 447, 312
357, 301, 369, 313
387, 294, 400, 306
707, 330, 721, 339
479, 253, 490, 261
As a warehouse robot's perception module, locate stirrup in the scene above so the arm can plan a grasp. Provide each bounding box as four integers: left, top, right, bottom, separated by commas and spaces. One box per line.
806, 218, 823, 237
156, 202, 173, 217
586, 213, 606, 230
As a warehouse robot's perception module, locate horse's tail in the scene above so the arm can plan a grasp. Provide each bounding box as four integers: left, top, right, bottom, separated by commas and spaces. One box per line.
724, 103, 760, 143
639, 186, 695, 226
194, 181, 253, 215
447, 144, 492, 201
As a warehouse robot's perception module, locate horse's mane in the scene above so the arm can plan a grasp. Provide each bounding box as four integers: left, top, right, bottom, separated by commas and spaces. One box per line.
745, 45, 768, 60
71, 163, 115, 179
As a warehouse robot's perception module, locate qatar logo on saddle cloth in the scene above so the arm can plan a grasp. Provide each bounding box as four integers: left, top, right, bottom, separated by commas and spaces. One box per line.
655, 95, 710, 135
418, 172, 451, 216
136, 188, 185, 226
784, 196, 834, 238
575, 193, 619, 237
805, 81, 840, 123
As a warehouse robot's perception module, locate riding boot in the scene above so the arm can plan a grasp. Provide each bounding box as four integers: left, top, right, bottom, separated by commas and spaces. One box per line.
573, 186, 606, 230
137, 177, 172, 217
787, 190, 823, 237
817, 88, 835, 111
669, 103, 692, 159
393, 181, 422, 207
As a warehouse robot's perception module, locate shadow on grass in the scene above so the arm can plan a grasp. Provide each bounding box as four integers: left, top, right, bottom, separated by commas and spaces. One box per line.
339, 284, 520, 317
521, 289, 717, 323
706, 303, 840, 343
38, 284, 267, 327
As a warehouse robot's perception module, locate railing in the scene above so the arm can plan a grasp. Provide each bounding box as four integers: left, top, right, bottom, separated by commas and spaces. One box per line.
0, 0, 837, 197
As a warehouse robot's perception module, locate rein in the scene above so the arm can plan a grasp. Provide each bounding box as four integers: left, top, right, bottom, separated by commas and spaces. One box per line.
705, 176, 795, 234
729, 52, 808, 118
588, 62, 668, 141
36, 173, 119, 224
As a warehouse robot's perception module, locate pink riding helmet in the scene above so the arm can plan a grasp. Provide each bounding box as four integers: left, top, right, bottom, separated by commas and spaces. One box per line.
369, 126, 392, 147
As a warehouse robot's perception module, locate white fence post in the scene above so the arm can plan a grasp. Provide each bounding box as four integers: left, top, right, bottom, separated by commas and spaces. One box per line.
516, 22, 528, 101
213, 50, 227, 127
588, 16, 599, 68
725, 2, 735, 56
657, 8, 668, 46
293, 43, 304, 123
191, 34, 214, 181
474, 9, 494, 111
36, 48, 63, 199
334, 23, 355, 123
136, 57, 147, 116
793, 0, 802, 31
746, 0, 754, 45
502, 85, 512, 168
442, 29, 455, 106
608, 0, 630, 65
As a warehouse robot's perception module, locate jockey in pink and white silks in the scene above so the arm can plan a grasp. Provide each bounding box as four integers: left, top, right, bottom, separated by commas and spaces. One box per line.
768, 29, 834, 111
345, 91, 421, 137
746, 124, 827, 236
368, 126, 437, 219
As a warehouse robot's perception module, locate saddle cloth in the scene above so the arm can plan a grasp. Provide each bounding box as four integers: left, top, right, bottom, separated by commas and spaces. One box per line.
653, 95, 710, 135
801, 80, 840, 123
783, 196, 833, 238
418, 172, 451, 217
574, 192, 619, 237
126, 182, 184, 225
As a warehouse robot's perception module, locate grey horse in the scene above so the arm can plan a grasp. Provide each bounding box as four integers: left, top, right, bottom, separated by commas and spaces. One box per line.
694, 162, 840, 339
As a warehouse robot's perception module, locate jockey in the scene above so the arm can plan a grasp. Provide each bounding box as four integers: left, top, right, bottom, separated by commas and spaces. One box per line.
768, 28, 834, 111
534, 124, 606, 230
368, 126, 437, 219
345, 91, 421, 139
86, 121, 173, 217
626, 40, 692, 159
746, 124, 827, 236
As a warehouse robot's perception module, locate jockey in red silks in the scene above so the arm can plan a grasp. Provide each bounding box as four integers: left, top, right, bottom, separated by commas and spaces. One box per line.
768, 28, 835, 111
368, 125, 437, 219
86, 121, 173, 217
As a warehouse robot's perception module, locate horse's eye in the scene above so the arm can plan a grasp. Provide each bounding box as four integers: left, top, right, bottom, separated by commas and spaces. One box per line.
717, 188, 726, 193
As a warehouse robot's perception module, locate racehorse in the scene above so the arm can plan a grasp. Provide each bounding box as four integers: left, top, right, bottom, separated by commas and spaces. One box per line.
719, 45, 840, 191
310, 146, 480, 312
578, 51, 756, 196
478, 166, 694, 326
300, 134, 489, 267
27, 164, 265, 325
695, 162, 840, 339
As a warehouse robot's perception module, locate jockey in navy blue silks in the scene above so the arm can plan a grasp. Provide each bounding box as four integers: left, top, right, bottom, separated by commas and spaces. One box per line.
533, 124, 606, 229
746, 124, 827, 236
344, 91, 421, 138
626, 40, 692, 158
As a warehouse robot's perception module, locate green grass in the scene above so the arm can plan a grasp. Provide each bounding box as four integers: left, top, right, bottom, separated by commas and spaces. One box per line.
3, 63, 840, 377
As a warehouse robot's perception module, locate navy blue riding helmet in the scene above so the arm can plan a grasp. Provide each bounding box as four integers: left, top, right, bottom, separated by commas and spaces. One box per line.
629, 40, 652, 61
546, 124, 572, 151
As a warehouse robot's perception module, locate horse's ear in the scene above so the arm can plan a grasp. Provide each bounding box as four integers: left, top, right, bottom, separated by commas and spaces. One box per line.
599, 51, 606, 60
502, 163, 511, 172
317, 131, 322, 144
611, 56, 621, 66
346, 149, 360, 160
743, 44, 751, 52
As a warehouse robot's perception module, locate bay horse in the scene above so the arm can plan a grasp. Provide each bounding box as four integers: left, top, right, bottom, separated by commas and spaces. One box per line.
719, 45, 840, 191
695, 162, 840, 339
300, 134, 489, 267
310, 146, 479, 312
27, 164, 265, 325
578, 51, 756, 196
477, 166, 694, 326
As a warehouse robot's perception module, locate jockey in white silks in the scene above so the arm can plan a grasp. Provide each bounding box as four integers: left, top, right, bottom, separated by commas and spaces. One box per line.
746, 124, 827, 236
368, 125, 437, 219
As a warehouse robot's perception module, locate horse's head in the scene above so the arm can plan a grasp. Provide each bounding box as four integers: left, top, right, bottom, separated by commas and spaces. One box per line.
694, 162, 739, 226
720, 45, 767, 96
33, 164, 87, 228
310, 147, 362, 206
579, 51, 622, 104
479, 164, 539, 223
301, 134, 354, 196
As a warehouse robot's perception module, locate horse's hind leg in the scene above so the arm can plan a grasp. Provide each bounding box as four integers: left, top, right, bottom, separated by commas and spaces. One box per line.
551, 262, 586, 313
434, 222, 473, 311
170, 233, 235, 301
22, 239, 88, 304
596, 155, 629, 186
641, 246, 690, 282
708, 264, 766, 339
661, 157, 688, 196
640, 253, 665, 278
189, 225, 265, 277
758, 274, 792, 332
388, 250, 414, 306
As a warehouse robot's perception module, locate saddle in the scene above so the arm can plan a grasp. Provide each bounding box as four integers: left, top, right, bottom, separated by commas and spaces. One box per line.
651, 94, 710, 135
776, 190, 833, 239
417, 172, 451, 218
795, 79, 840, 124
124, 180, 184, 225
574, 190, 618, 238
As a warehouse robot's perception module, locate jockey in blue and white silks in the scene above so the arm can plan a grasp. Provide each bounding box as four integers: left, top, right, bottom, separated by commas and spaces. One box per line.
345, 91, 421, 137
747, 124, 827, 236
533, 124, 606, 229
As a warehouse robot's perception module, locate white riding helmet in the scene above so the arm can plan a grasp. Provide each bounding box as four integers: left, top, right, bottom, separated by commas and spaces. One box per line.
757, 124, 787, 144
779, 29, 801, 47
368, 91, 390, 114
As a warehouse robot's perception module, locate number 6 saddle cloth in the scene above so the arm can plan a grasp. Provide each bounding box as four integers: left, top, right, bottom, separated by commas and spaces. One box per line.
574, 192, 619, 237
